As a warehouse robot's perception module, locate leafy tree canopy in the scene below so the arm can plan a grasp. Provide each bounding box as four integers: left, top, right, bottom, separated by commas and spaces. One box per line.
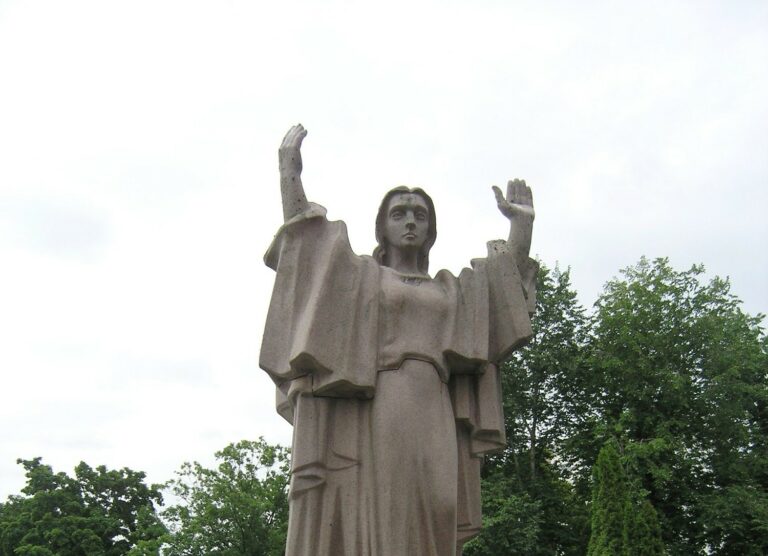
467, 263, 592, 555
0, 458, 166, 556
468, 257, 767, 555
590, 258, 768, 554
162, 438, 289, 556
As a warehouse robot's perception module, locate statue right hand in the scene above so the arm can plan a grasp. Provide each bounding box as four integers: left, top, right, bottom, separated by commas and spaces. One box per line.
279, 124, 308, 175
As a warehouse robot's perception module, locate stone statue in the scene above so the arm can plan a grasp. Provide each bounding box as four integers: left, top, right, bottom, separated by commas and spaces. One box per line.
259, 124, 537, 556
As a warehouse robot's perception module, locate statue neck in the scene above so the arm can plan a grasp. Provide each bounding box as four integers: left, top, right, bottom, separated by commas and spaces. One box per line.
387, 247, 422, 276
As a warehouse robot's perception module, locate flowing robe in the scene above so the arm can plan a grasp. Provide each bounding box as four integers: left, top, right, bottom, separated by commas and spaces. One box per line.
260, 204, 537, 555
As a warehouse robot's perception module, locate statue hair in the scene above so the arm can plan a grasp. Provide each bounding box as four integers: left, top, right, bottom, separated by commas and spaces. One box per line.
373, 186, 437, 274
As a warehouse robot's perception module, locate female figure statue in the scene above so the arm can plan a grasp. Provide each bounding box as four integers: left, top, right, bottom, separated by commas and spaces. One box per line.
260, 124, 537, 556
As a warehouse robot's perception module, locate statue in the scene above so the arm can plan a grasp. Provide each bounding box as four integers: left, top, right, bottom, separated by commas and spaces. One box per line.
259, 124, 537, 556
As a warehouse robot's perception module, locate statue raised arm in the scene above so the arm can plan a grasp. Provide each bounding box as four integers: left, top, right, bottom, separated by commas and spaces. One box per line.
278, 123, 310, 221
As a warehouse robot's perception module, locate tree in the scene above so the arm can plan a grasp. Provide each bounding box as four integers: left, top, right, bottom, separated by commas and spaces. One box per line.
589, 257, 768, 554
586, 440, 665, 556
499, 264, 592, 481
588, 440, 629, 556
461, 474, 542, 556
0, 458, 166, 556
162, 438, 289, 556
466, 264, 592, 555
471, 257, 766, 555
625, 498, 665, 556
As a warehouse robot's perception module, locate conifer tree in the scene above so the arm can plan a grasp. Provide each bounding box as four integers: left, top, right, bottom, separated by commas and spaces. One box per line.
588, 440, 629, 556
624, 498, 665, 556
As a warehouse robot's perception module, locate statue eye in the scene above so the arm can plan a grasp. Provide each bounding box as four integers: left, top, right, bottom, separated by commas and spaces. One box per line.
390, 210, 404, 220
416, 211, 427, 221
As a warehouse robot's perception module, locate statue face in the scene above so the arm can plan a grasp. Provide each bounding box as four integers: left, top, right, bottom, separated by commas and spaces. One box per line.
383, 193, 430, 253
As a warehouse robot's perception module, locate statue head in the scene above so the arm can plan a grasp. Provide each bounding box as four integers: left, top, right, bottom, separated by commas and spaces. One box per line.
373, 186, 437, 274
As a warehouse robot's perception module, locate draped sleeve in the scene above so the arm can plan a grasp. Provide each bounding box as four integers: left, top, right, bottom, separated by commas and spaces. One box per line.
447, 240, 538, 543
445, 238, 538, 454
259, 203, 381, 421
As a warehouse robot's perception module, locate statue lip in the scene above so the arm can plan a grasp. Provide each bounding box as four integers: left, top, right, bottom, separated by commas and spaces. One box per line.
402, 232, 417, 240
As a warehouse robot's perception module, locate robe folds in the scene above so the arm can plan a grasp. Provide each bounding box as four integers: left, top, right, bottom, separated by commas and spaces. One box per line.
259, 203, 537, 555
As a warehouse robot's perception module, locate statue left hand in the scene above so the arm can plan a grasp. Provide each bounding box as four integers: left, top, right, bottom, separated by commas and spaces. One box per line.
492, 179, 535, 222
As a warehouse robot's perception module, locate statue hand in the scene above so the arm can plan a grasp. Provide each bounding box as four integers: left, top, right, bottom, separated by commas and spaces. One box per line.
279, 124, 308, 175
492, 179, 535, 222
493, 179, 535, 259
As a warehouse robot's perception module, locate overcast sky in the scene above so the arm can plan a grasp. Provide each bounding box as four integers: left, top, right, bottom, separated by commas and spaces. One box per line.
1, 0, 766, 499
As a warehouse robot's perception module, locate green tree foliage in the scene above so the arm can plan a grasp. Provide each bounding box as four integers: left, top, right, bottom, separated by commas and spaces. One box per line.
467, 257, 766, 555
466, 264, 591, 555
162, 438, 289, 556
501, 264, 592, 481
589, 257, 768, 554
624, 498, 665, 556
0, 458, 166, 556
588, 441, 629, 556
462, 474, 541, 556
587, 440, 665, 556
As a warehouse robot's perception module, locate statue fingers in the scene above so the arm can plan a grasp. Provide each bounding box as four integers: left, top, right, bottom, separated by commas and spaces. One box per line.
280, 124, 306, 150
523, 183, 534, 208
493, 186, 515, 218
492, 185, 505, 205
506, 179, 525, 203
294, 126, 308, 148
280, 127, 295, 149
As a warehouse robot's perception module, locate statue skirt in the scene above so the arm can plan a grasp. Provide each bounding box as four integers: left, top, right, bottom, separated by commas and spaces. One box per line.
285, 358, 459, 556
